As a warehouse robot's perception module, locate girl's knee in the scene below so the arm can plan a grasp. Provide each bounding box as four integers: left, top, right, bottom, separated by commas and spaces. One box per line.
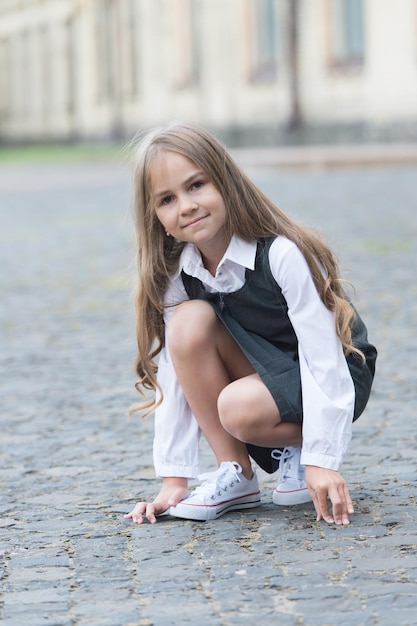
167, 300, 217, 357
218, 377, 281, 443
217, 385, 253, 442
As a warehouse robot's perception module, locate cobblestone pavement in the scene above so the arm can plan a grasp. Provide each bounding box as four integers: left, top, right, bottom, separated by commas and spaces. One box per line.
0, 155, 416, 626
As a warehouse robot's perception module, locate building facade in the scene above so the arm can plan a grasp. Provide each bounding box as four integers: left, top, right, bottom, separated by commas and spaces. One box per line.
0, 0, 417, 143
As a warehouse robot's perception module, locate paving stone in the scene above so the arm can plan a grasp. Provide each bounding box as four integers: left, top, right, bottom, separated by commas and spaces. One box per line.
1, 159, 416, 625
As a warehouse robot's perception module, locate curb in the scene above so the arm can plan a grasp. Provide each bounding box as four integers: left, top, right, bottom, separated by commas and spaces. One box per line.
231, 143, 417, 168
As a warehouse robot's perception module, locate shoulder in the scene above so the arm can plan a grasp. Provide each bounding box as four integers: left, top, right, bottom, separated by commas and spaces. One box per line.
163, 272, 188, 309
268, 236, 312, 287
269, 236, 306, 266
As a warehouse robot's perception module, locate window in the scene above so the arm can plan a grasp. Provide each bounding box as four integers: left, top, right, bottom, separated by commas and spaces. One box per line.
0, 38, 11, 119
96, 0, 115, 101
329, 0, 365, 67
65, 16, 76, 116
172, 0, 201, 88
189, 0, 201, 84
9, 29, 31, 122
39, 24, 51, 120
128, 0, 140, 96
250, 0, 280, 80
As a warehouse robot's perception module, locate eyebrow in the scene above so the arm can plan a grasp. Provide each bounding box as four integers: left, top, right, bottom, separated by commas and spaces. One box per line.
153, 171, 205, 201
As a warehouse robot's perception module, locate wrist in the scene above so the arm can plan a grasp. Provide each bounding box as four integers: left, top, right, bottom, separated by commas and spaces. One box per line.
162, 476, 188, 488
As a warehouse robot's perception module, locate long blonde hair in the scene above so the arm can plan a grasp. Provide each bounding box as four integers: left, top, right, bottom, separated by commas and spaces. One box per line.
131, 121, 361, 415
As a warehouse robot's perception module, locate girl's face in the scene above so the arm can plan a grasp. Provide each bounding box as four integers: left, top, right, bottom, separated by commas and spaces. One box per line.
150, 151, 229, 258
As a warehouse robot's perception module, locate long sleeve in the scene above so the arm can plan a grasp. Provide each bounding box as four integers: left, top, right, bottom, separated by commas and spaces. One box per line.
269, 238, 355, 470
151, 239, 254, 478
153, 341, 201, 478
153, 275, 201, 478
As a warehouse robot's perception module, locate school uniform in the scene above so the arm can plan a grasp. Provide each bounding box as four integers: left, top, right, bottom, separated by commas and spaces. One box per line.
153, 235, 377, 478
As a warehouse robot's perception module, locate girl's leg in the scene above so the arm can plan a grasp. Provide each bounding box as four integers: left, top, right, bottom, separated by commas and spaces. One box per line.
167, 301, 301, 476
218, 375, 302, 448
168, 301, 255, 478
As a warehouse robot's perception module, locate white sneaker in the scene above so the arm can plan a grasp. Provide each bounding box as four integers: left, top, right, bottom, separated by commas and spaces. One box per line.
272, 447, 312, 506
169, 461, 261, 521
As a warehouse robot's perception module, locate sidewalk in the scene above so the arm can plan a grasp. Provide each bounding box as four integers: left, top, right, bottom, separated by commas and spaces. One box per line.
231, 142, 417, 169
0, 158, 416, 625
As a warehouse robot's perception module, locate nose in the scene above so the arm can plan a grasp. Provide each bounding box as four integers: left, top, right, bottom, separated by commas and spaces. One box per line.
178, 193, 198, 214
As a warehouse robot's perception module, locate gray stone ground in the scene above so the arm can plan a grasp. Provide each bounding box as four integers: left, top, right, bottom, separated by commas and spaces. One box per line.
0, 153, 416, 626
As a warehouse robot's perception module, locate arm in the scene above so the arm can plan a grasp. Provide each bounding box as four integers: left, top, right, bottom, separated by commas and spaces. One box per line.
124, 476, 189, 524
125, 343, 199, 524
153, 273, 201, 479
269, 238, 355, 524
153, 339, 201, 479
126, 275, 200, 523
269, 237, 355, 469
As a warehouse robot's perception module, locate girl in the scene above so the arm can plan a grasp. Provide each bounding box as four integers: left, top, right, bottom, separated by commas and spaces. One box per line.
124, 122, 376, 527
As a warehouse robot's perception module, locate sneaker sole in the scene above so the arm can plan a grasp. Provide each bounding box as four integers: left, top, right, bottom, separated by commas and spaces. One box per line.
273, 489, 312, 506
169, 493, 261, 521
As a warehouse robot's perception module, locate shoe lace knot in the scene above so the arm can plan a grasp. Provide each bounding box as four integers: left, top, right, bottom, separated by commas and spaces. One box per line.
271, 447, 302, 481
195, 462, 242, 501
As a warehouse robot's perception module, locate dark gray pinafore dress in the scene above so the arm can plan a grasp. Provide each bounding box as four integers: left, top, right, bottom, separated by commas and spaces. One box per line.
181, 238, 377, 473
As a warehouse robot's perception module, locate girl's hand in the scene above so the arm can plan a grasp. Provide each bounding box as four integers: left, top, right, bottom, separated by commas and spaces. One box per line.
305, 466, 354, 525
124, 477, 189, 525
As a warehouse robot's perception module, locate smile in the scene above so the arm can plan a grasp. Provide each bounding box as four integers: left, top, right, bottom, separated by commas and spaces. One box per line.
183, 215, 208, 228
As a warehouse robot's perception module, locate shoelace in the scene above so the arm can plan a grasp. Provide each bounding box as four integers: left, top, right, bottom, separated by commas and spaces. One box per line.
271, 447, 299, 481
193, 462, 242, 499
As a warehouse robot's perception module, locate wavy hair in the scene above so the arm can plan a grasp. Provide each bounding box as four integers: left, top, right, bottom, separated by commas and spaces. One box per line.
130, 121, 362, 415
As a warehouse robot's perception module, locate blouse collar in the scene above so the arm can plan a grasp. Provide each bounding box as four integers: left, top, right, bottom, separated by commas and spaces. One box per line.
174, 235, 257, 279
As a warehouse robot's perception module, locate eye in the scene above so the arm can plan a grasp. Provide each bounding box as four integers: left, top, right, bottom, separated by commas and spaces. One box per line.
160, 195, 174, 206
191, 180, 204, 191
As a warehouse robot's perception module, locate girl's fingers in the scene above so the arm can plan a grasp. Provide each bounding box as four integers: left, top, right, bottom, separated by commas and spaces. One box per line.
309, 488, 331, 523
124, 502, 149, 524
316, 489, 335, 524
344, 484, 355, 515
330, 483, 353, 525
124, 501, 172, 525
306, 467, 352, 526
330, 493, 344, 525
339, 484, 354, 524
308, 488, 320, 520
145, 504, 158, 524
317, 485, 352, 525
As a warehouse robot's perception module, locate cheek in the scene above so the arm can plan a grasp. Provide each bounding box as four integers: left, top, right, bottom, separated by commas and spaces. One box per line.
154, 209, 173, 232
151, 207, 163, 231
155, 213, 169, 225
153, 206, 164, 222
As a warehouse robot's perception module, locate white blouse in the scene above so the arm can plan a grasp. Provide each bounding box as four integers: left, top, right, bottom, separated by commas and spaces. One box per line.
153, 235, 355, 477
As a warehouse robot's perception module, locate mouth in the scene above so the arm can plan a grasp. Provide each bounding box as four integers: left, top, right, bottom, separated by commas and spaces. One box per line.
183, 215, 208, 228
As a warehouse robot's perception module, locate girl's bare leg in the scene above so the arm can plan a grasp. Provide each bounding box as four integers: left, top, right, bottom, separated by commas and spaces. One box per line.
218, 374, 302, 448
167, 301, 301, 478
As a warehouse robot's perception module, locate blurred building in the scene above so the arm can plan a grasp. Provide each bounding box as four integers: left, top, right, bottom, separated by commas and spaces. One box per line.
0, 0, 417, 144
